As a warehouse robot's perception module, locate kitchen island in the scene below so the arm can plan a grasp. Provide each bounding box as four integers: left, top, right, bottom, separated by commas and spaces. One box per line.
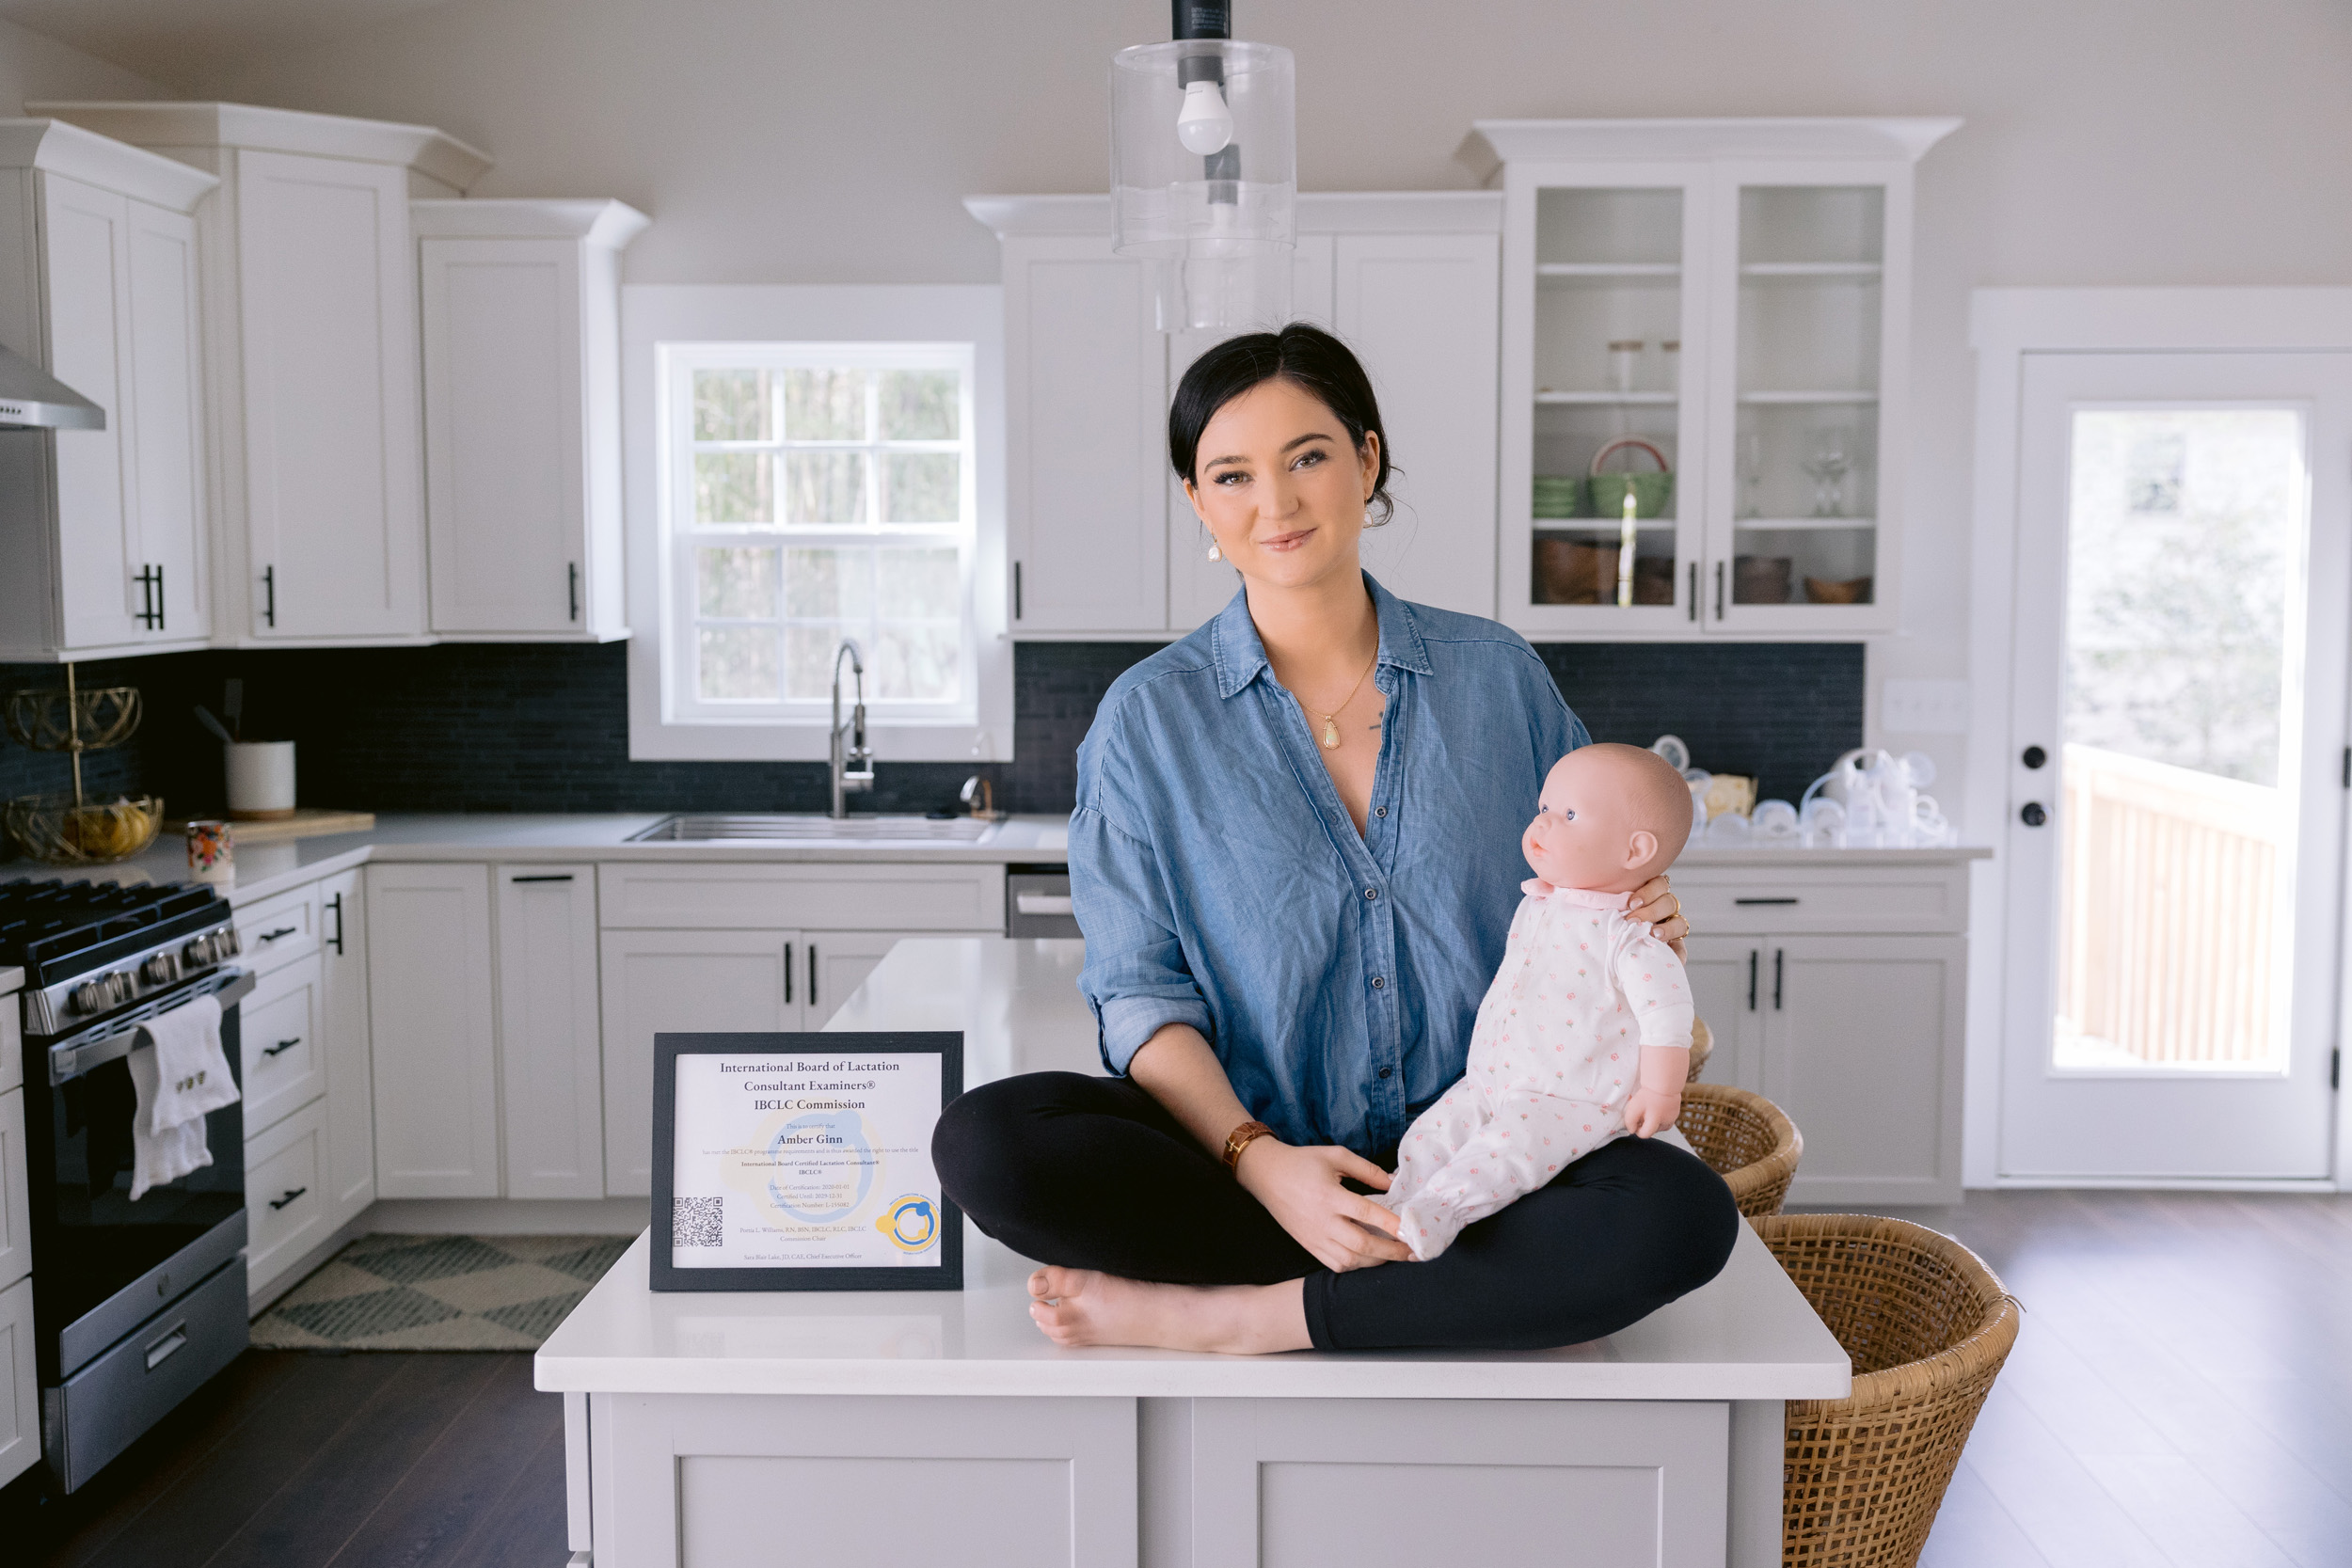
535, 937, 1849, 1568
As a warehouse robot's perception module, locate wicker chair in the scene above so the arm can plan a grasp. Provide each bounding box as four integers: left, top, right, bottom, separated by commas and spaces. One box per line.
1686, 1016, 1714, 1082
1677, 1082, 1803, 1217
1756, 1214, 2023, 1568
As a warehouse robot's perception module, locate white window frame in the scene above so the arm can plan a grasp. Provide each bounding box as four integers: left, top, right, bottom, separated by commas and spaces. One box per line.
622, 285, 1009, 762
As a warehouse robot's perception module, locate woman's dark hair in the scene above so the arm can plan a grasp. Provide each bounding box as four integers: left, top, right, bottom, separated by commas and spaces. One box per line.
1168, 322, 1396, 525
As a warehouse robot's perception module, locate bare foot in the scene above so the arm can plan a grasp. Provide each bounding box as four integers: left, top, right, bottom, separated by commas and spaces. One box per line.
1026, 1267, 1310, 1354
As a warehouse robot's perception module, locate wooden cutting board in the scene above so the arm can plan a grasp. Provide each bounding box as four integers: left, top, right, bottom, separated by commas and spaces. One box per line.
164, 808, 375, 844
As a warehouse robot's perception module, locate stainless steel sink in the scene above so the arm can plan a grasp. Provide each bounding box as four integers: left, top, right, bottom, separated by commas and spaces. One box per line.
628, 814, 995, 844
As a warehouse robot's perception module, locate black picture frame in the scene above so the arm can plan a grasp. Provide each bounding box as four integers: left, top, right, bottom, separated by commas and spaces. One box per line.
649, 1031, 964, 1292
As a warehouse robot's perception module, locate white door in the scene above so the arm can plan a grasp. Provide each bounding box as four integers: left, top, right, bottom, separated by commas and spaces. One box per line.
1004, 237, 1167, 633
1338, 231, 1501, 621
367, 863, 501, 1197
496, 866, 605, 1197
318, 867, 375, 1227
1681, 936, 1764, 1089
2001, 352, 2352, 1180
236, 149, 427, 640
421, 236, 584, 636
40, 172, 136, 651
123, 198, 208, 641
597, 928, 803, 1196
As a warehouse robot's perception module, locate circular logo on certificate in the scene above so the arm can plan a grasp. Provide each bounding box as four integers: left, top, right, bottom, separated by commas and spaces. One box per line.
875, 1194, 940, 1253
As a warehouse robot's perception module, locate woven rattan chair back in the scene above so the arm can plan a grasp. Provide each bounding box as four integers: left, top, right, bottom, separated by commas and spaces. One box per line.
1686, 1016, 1715, 1081
1756, 1214, 2022, 1568
1677, 1083, 1803, 1217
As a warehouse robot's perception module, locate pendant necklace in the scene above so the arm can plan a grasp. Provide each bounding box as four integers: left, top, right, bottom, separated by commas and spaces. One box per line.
1303, 651, 1379, 750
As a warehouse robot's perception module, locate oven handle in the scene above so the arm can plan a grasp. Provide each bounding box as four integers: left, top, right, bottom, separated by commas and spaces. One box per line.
47, 968, 257, 1086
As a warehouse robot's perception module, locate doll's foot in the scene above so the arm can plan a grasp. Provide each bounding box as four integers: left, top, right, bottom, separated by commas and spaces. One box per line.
1026, 1267, 1309, 1354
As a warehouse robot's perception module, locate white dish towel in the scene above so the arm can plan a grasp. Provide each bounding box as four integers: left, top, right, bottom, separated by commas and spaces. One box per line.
126, 993, 239, 1200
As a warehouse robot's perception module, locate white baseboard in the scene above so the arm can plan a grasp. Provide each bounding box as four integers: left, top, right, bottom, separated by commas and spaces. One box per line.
1988, 1176, 2339, 1194
366, 1196, 650, 1235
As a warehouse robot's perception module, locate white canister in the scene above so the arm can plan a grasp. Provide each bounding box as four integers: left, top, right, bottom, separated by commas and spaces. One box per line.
226, 740, 296, 820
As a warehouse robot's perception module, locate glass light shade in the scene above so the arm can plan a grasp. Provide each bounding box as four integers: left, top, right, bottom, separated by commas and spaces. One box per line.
1111, 39, 1296, 331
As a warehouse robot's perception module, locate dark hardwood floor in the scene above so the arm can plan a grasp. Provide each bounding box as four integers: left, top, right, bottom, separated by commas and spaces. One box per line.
4, 1189, 2344, 1567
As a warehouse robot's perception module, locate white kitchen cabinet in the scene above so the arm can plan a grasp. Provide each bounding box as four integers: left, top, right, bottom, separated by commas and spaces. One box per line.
805, 931, 902, 1029
246, 1096, 328, 1300
32, 102, 491, 646
1677, 853, 1976, 1204
0, 1085, 25, 1292
971, 193, 1503, 636
497, 865, 605, 1198
239, 954, 323, 1137
1473, 119, 1959, 639
597, 928, 803, 1197
0, 119, 215, 659
414, 200, 646, 641
367, 863, 501, 1198
318, 866, 374, 1228
0, 1275, 35, 1490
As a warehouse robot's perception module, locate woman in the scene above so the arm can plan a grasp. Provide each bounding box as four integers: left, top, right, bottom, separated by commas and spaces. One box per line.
933, 325, 1737, 1354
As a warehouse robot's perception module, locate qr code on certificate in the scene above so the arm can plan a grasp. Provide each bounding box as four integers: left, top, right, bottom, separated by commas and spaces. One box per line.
674, 1196, 724, 1247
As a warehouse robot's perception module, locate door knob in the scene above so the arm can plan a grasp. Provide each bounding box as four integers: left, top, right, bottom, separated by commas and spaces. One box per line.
2020, 801, 2047, 827
2022, 745, 2047, 769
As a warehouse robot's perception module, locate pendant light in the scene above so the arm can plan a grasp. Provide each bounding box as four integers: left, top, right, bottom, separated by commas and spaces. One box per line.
1111, 2, 1296, 332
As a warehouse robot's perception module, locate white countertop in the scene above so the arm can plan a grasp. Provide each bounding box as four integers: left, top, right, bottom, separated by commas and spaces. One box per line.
534, 936, 1851, 1402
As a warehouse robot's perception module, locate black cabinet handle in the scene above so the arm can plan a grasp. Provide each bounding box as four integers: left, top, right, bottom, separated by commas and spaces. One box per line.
1013, 562, 1024, 620
261, 926, 296, 942
784, 945, 792, 1006
268, 1187, 307, 1211
568, 562, 580, 623
511, 873, 574, 882
1687, 562, 1697, 622
1735, 897, 1799, 906
262, 565, 276, 628
1773, 949, 1785, 1010
135, 563, 164, 629
1746, 949, 1757, 1011
1713, 561, 1725, 620
263, 1037, 301, 1058
326, 893, 344, 955
808, 943, 818, 1009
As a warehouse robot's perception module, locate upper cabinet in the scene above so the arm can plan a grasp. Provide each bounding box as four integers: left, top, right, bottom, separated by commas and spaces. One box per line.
970, 193, 1502, 637
1474, 119, 1958, 638
32, 101, 493, 646
0, 120, 217, 660
414, 199, 646, 641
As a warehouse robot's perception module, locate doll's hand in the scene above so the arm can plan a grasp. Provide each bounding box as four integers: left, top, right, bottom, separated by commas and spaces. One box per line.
1625, 1085, 1681, 1139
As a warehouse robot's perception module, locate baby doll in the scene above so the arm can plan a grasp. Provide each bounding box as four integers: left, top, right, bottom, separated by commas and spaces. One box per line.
1377, 742, 1695, 1261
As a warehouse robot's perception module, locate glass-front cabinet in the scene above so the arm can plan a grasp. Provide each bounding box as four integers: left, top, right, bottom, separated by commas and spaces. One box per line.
1486, 120, 1958, 637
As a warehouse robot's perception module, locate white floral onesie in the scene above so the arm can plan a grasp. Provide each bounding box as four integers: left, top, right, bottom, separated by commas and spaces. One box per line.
1378, 880, 1693, 1260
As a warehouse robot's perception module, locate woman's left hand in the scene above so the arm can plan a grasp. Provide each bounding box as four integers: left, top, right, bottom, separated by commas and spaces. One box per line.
1629, 874, 1688, 958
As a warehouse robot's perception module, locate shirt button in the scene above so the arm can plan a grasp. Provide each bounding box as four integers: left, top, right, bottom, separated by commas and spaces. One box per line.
1375, 805, 1388, 817
1364, 887, 1379, 900
1377, 1067, 1393, 1079
1371, 975, 1386, 990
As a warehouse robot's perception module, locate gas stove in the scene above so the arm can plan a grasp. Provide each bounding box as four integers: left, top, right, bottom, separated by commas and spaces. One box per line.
0, 877, 241, 1038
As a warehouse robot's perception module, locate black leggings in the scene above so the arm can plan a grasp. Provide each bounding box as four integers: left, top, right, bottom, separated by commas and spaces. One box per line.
932, 1071, 1740, 1353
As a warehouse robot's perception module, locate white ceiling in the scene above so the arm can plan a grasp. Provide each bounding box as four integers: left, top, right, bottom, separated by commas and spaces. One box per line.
0, 0, 458, 87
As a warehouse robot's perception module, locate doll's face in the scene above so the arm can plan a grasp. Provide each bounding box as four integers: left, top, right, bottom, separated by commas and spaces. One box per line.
1521, 745, 1690, 893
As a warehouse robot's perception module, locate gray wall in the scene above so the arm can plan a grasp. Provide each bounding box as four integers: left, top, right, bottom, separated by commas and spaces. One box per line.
0, 15, 166, 112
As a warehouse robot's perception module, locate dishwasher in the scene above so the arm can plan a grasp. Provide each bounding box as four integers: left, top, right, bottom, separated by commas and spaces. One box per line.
1006, 866, 1081, 939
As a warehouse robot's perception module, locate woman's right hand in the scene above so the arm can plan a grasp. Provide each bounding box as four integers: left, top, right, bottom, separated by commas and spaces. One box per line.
1234, 1139, 1413, 1272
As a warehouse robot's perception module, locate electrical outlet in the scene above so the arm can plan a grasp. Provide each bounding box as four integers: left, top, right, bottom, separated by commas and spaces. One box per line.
1881, 678, 1970, 735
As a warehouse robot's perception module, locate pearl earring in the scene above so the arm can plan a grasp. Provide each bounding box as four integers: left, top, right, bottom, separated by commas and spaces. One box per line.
1206, 540, 1222, 562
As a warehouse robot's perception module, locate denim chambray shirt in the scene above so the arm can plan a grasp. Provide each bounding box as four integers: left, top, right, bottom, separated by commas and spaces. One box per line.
1070, 575, 1588, 1159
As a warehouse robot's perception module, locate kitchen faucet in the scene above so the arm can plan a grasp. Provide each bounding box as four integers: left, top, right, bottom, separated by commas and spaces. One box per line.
830, 639, 874, 817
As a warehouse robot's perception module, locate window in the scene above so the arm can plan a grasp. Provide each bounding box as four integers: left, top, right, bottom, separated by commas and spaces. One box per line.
664, 342, 978, 725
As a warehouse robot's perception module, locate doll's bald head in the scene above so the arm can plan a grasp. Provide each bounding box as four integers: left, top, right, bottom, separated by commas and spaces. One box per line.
1521, 743, 1694, 894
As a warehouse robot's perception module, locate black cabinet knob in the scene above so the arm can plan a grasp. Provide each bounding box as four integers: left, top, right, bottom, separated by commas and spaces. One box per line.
2020, 801, 2047, 827
2022, 745, 2048, 769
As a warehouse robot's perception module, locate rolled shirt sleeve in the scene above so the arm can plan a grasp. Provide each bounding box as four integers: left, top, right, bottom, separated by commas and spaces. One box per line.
1070, 803, 1211, 1075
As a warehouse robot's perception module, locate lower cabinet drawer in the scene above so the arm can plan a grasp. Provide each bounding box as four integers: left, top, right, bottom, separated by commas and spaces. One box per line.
246, 1099, 328, 1296
51, 1257, 246, 1494
240, 956, 324, 1138
1673, 868, 1967, 934
234, 883, 322, 974
0, 1274, 35, 1490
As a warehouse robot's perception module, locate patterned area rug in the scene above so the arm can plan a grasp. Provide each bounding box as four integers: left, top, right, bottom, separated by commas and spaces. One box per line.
248, 1233, 634, 1351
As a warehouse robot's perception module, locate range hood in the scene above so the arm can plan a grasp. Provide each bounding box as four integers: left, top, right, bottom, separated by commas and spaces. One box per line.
0, 343, 104, 431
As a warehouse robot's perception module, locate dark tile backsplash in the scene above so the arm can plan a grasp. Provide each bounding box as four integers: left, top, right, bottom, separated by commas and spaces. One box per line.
0, 638, 1859, 836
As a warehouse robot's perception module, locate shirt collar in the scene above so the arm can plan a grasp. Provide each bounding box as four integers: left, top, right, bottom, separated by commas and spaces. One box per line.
1521, 879, 1636, 911
1208, 571, 1435, 701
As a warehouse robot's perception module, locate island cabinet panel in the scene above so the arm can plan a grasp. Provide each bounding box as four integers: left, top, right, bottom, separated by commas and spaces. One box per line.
1192, 1398, 1727, 1568
592, 1392, 1136, 1568
318, 867, 374, 1229
0, 1086, 24, 1291
497, 864, 605, 1197
596, 929, 802, 1197
0, 1275, 34, 1490
366, 863, 501, 1198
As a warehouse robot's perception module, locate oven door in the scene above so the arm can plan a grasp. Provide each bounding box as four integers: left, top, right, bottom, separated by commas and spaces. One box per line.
28, 968, 255, 1384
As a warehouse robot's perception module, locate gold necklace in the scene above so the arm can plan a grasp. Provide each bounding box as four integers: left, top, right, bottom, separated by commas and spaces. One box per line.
1300, 651, 1378, 750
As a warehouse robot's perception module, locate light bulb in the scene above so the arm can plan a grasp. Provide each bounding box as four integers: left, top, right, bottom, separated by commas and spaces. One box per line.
1176, 79, 1234, 155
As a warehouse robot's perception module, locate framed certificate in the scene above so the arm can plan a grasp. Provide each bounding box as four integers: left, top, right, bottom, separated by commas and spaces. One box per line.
650, 1031, 963, 1291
